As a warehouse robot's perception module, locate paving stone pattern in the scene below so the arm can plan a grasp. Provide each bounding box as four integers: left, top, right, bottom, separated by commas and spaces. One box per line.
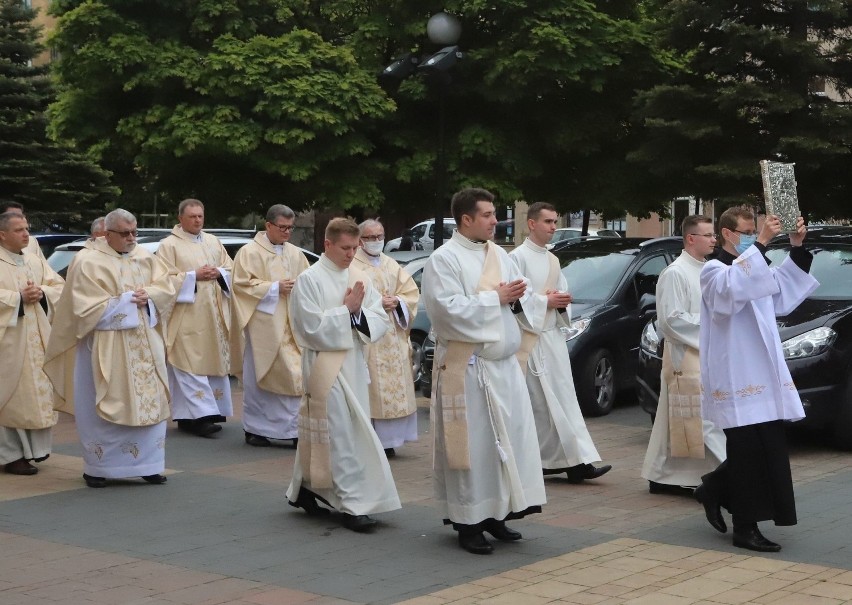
2, 390, 852, 604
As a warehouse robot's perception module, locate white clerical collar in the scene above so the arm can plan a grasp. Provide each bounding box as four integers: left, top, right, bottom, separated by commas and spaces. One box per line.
522, 237, 548, 253
319, 254, 346, 273
451, 230, 487, 251
680, 249, 706, 268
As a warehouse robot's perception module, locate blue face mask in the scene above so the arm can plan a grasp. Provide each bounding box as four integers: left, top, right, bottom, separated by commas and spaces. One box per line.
734, 233, 757, 255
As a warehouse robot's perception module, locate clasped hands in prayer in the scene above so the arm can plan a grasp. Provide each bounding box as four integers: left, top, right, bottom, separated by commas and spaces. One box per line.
278, 278, 295, 297
546, 289, 573, 309
20, 280, 43, 304
130, 286, 149, 307
195, 265, 221, 281
344, 281, 365, 314
497, 279, 526, 305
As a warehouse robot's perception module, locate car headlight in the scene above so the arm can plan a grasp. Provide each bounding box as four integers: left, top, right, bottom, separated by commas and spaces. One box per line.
782, 326, 836, 360
640, 321, 660, 355
560, 317, 590, 341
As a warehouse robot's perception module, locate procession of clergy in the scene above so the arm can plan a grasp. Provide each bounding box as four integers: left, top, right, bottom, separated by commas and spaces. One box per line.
0, 188, 815, 554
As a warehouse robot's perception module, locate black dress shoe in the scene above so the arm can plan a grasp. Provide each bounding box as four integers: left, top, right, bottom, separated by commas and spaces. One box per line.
649, 481, 696, 496
177, 419, 221, 437
288, 488, 331, 516
733, 525, 781, 552
485, 520, 522, 541
142, 474, 168, 484
83, 473, 107, 488
384, 448, 396, 458
244, 432, 271, 447
341, 513, 377, 532
566, 463, 612, 484
694, 483, 727, 533
5, 458, 38, 476
458, 532, 494, 555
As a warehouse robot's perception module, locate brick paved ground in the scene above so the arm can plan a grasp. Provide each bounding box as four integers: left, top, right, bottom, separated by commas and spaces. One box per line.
2, 387, 852, 605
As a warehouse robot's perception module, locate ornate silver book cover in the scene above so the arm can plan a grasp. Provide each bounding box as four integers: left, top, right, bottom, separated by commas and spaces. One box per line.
760, 160, 800, 233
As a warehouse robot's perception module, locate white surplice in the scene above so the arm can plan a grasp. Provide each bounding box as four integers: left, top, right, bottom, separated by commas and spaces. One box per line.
700, 245, 819, 429
285, 255, 401, 516
642, 250, 726, 486
422, 231, 546, 525
510, 239, 602, 470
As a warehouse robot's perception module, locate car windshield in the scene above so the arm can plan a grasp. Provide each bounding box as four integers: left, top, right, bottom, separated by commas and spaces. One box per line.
766, 246, 852, 299
47, 249, 77, 273
558, 251, 634, 302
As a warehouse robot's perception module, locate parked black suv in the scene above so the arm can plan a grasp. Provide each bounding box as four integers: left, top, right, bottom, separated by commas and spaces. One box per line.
421, 236, 685, 416
637, 227, 852, 449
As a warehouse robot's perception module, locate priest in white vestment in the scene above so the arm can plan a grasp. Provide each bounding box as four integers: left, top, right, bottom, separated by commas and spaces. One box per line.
45, 209, 176, 488
231, 204, 309, 448
423, 188, 546, 555
158, 199, 234, 438
695, 208, 818, 553
509, 203, 611, 484
641, 215, 726, 494
0, 212, 64, 475
285, 218, 400, 533
353, 219, 419, 456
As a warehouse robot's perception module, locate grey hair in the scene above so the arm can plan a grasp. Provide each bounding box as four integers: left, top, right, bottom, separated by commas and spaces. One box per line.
0, 211, 25, 231
266, 204, 295, 223
178, 198, 204, 215
90, 216, 106, 235
358, 219, 383, 235
104, 209, 137, 230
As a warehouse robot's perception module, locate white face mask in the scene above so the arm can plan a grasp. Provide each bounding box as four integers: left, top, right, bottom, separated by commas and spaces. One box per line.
363, 240, 384, 256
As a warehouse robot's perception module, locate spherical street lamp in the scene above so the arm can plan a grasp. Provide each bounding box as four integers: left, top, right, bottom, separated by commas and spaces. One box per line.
426, 12, 462, 46
423, 12, 461, 250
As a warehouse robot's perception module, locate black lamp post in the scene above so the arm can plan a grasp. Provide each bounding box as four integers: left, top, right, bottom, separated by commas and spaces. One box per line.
421, 12, 462, 250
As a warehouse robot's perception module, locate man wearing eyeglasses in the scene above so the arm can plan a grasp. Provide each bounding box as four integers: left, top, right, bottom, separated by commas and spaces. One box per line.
231, 204, 309, 448
157, 199, 234, 438
694, 206, 817, 553
642, 215, 726, 495
352, 219, 420, 457
45, 209, 175, 488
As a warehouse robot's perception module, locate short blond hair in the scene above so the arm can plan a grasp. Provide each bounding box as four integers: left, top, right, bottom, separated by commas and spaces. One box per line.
325, 217, 360, 242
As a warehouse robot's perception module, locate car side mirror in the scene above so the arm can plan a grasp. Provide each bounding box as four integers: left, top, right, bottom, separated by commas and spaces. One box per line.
639, 293, 656, 318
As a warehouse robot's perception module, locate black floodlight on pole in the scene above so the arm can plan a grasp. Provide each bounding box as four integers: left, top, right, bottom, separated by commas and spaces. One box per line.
421, 12, 462, 250
378, 52, 420, 90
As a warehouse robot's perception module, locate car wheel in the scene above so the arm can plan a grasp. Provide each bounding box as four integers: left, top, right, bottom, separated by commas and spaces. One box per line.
578, 348, 616, 417
831, 374, 852, 451
410, 331, 426, 387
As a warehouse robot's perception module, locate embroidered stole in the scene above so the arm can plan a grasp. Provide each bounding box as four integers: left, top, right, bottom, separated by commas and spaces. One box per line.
515, 252, 560, 376
298, 268, 361, 489
438, 241, 502, 470
664, 345, 705, 458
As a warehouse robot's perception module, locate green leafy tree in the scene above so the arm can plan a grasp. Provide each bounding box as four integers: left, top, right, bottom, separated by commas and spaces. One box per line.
0, 0, 115, 220
49, 0, 396, 218
629, 0, 852, 219
49, 0, 663, 221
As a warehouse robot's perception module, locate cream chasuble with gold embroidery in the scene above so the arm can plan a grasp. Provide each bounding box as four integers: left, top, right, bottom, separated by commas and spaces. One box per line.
0, 247, 64, 431
158, 227, 233, 376
231, 234, 309, 396
352, 249, 419, 422
45, 238, 175, 426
